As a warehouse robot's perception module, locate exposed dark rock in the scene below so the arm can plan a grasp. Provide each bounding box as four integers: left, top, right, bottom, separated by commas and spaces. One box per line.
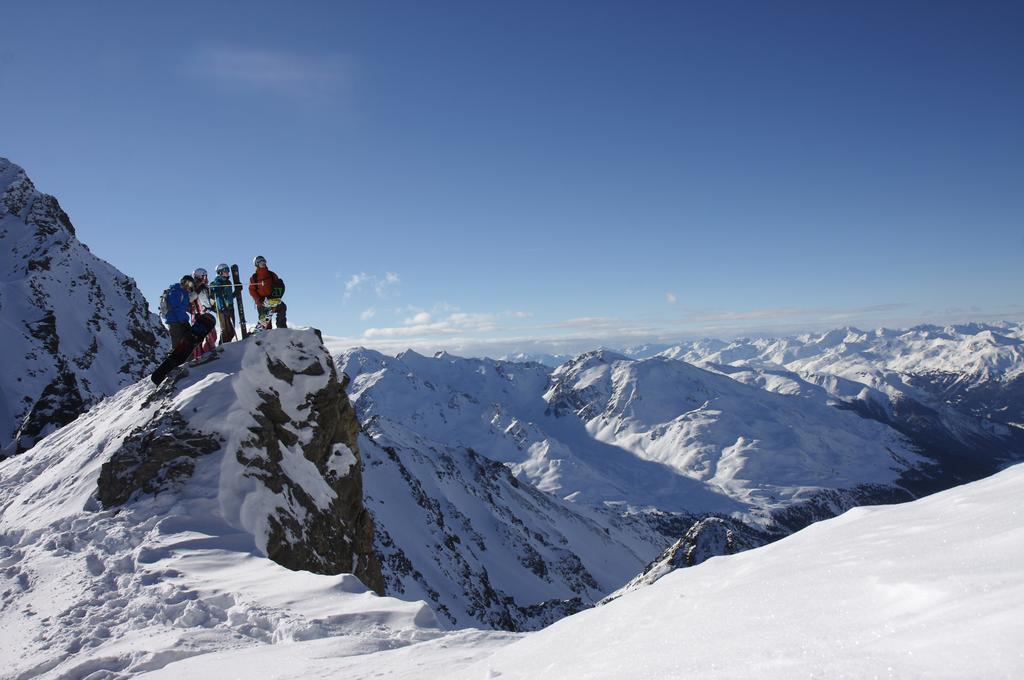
97, 412, 221, 507
12, 361, 86, 454
26, 311, 59, 355
241, 357, 384, 594
768, 484, 912, 535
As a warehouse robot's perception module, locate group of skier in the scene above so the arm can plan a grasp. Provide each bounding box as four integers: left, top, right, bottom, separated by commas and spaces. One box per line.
154, 256, 287, 383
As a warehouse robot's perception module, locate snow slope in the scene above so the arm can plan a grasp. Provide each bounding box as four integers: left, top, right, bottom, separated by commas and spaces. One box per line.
455, 460, 1024, 680
0, 157, 165, 455
0, 330, 417, 679
546, 351, 927, 517
137, 462, 1024, 679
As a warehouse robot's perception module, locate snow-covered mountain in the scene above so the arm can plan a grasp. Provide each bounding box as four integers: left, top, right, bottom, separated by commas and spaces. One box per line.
497, 351, 572, 367
340, 348, 933, 521
659, 322, 1024, 428
332, 341, 1024, 623
338, 348, 671, 630
0, 330, 389, 678
651, 324, 1024, 502
137, 461, 1024, 679
0, 158, 165, 455
544, 350, 928, 517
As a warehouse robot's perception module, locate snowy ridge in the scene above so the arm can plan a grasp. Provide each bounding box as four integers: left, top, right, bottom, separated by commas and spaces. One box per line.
0, 157, 165, 455
0, 330, 420, 679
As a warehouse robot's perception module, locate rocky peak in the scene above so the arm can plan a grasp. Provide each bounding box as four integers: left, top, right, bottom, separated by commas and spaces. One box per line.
600, 516, 770, 603
89, 329, 384, 591
0, 157, 165, 455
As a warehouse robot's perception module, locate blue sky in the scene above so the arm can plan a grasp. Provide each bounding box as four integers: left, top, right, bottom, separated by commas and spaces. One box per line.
2, 1, 1022, 355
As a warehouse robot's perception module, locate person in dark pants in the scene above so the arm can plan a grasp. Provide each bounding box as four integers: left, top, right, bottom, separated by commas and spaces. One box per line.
210, 263, 236, 344
248, 255, 287, 329
161, 275, 195, 347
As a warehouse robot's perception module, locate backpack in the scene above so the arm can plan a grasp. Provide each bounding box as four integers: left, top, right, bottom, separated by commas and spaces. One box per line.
159, 288, 171, 319
271, 276, 285, 299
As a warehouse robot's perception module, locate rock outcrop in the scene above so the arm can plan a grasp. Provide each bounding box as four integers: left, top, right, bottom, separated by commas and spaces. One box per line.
3, 327, 383, 592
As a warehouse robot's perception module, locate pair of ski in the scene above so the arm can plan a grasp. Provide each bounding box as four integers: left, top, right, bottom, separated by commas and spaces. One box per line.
230, 264, 250, 340
151, 264, 251, 385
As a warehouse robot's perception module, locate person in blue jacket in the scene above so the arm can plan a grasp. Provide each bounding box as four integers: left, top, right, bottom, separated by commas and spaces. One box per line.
162, 274, 195, 347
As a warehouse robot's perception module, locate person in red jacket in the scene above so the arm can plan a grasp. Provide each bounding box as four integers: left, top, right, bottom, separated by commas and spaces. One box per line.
248, 255, 287, 329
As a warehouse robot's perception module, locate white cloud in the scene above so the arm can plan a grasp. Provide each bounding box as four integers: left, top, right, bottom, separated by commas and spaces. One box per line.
364, 309, 531, 340
188, 45, 350, 96
344, 272, 400, 299
404, 311, 433, 325
360, 308, 377, 321
666, 292, 678, 305
345, 273, 371, 297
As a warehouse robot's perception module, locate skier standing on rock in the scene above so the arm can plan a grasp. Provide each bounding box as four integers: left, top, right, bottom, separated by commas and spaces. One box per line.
210, 263, 236, 345
160, 274, 195, 347
248, 255, 287, 329
189, 267, 218, 359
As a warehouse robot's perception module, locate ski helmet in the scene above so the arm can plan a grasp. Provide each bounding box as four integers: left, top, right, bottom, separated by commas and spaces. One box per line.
254, 255, 267, 268
180, 274, 195, 290
216, 263, 230, 275
192, 267, 208, 280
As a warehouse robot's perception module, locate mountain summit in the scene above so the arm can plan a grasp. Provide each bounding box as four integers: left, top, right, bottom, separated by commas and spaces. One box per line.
0, 328, 393, 678
0, 157, 165, 455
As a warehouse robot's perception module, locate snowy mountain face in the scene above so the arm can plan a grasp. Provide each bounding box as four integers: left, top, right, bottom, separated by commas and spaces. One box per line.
544, 351, 927, 517
0, 158, 165, 455
330, 341, 1017, 626
657, 323, 1024, 492
337, 348, 670, 631
0, 330, 391, 678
